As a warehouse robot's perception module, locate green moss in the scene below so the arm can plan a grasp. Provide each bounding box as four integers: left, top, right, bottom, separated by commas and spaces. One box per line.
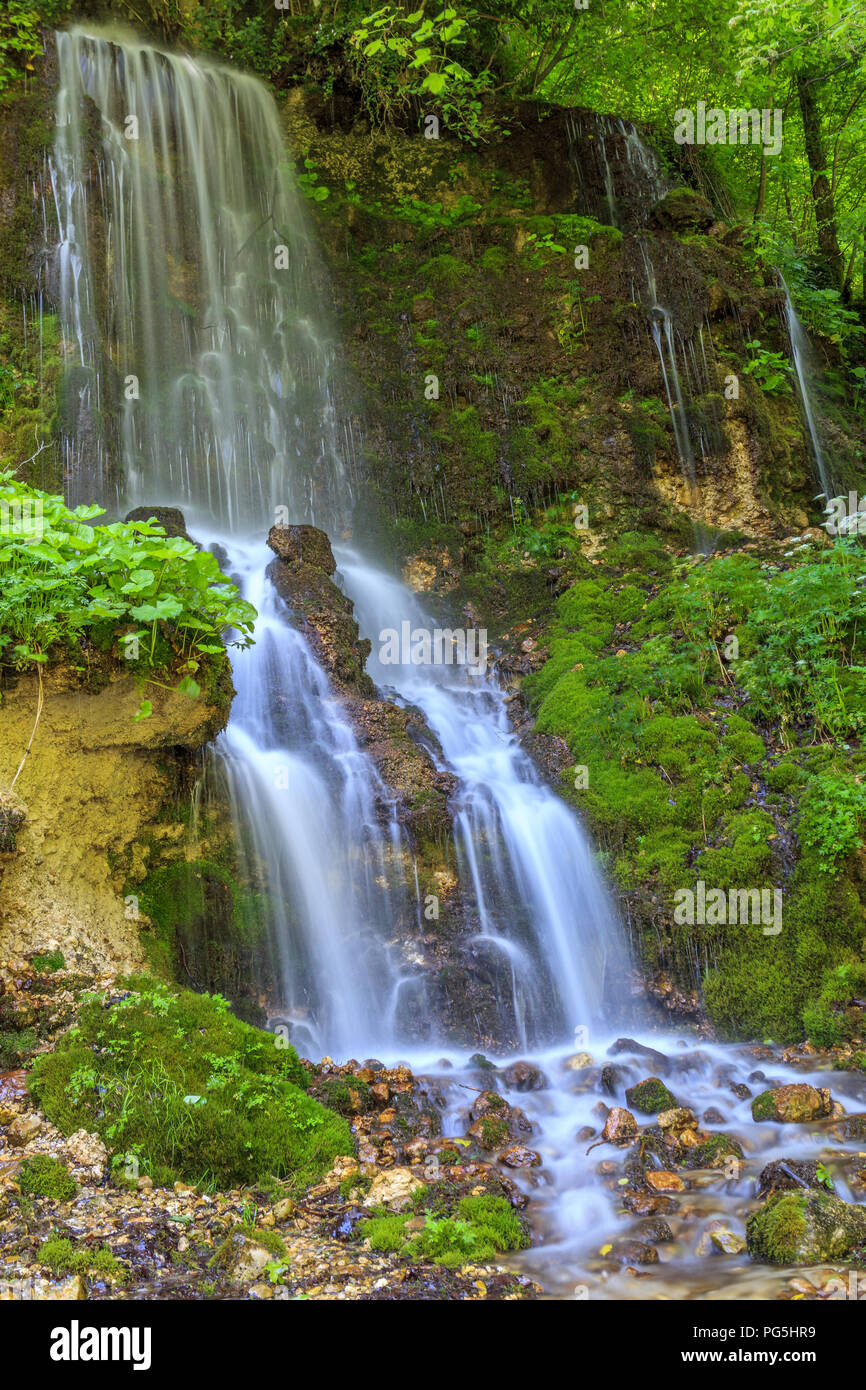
479, 1116, 508, 1149
625, 1077, 678, 1115
17, 1155, 77, 1201
30, 951, 65, 974
362, 1194, 528, 1266
746, 1190, 866, 1264
750, 1090, 780, 1122
27, 976, 353, 1190
38, 1237, 127, 1282
686, 1134, 744, 1168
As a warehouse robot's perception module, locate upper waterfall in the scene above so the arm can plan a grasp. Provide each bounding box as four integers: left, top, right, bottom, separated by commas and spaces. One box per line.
53, 27, 347, 532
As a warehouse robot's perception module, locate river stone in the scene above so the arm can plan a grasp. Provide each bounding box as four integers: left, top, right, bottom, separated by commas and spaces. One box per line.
502, 1060, 548, 1092
602, 1107, 638, 1145
267, 523, 336, 574
625, 1077, 678, 1115
608, 1038, 671, 1075
757, 1158, 827, 1197
124, 505, 191, 541
362, 1167, 425, 1211
751, 1083, 833, 1123
746, 1189, 866, 1264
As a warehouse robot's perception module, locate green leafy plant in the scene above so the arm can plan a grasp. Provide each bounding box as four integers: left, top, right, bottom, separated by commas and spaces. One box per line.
0, 472, 256, 712
742, 339, 791, 394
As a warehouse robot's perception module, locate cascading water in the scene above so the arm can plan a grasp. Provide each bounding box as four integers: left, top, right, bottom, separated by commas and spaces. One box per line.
780, 276, 834, 502
51, 27, 625, 1057
336, 553, 626, 1048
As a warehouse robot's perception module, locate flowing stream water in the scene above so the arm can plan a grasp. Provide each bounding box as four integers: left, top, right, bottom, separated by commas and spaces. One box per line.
49, 29, 866, 1300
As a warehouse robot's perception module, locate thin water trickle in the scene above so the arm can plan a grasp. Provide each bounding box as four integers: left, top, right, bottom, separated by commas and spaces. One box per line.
780, 276, 834, 501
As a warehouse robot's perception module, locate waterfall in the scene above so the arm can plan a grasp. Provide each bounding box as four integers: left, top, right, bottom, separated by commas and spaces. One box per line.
780, 277, 834, 501
51, 27, 624, 1055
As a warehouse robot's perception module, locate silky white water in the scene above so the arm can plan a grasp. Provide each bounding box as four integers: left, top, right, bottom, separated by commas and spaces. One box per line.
52, 27, 625, 1057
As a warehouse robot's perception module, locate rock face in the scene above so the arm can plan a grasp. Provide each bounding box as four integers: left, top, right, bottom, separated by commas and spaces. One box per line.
747, 1189, 866, 1264
268, 524, 337, 574
0, 658, 233, 976
266, 522, 375, 696
265, 521, 455, 845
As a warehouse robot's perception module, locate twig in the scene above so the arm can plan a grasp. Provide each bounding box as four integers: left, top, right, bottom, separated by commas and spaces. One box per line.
10, 659, 44, 791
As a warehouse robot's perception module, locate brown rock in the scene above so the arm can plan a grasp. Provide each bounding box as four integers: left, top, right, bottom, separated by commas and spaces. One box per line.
267, 524, 336, 574
646, 1171, 685, 1193
602, 1107, 638, 1145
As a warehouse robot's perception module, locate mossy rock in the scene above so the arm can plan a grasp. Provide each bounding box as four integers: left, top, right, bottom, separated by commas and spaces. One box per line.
686, 1133, 744, 1169
27, 976, 353, 1190
746, 1189, 866, 1264
625, 1077, 678, 1115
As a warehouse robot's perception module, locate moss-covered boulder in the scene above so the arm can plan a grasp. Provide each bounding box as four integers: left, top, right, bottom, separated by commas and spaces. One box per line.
686, 1134, 744, 1169
625, 1076, 678, 1115
746, 1190, 866, 1264
751, 1084, 833, 1124
27, 976, 354, 1189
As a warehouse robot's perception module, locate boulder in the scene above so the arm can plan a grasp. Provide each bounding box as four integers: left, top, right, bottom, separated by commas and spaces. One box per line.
757, 1158, 828, 1198
751, 1084, 833, 1124
267, 524, 336, 574
124, 506, 192, 542
650, 187, 715, 232
362, 1167, 425, 1211
625, 1077, 678, 1115
746, 1189, 866, 1264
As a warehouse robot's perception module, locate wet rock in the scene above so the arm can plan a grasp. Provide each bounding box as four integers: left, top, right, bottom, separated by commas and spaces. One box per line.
575, 1125, 596, 1143
623, 1192, 678, 1216
747, 1189, 866, 1264
600, 1063, 625, 1096
564, 1052, 594, 1071
839, 1114, 866, 1141
6, 1114, 42, 1146
608, 1038, 670, 1075
751, 1084, 834, 1124
625, 1077, 678, 1115
702, 1107, 726, 1126
657, 1107, 697, 1133
124, 505, 191, 542
64, 1129, 107, 1181
696, 1220, 746, 1256
501, 1061, 548, 1092
267, 523, 336, 574
498, 1144, 541, 1168
639, 1218, 674, 1243
609, 1239, 659, 1265
645, 1171, 685, 1193
757, 1159, 827, 1197
686, 1134, 744, 1169
602, 1107, 638, 1145
729, 1083, 752, 1101
362, 1167, 425, 1211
